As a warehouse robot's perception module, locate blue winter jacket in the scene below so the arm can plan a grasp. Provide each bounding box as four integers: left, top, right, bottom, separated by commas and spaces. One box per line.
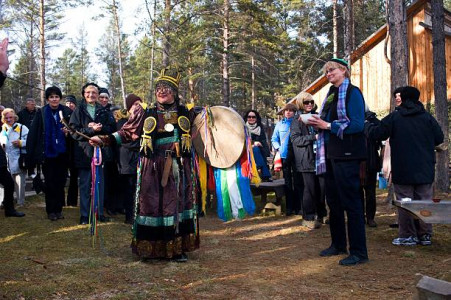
271, 117, 293, 159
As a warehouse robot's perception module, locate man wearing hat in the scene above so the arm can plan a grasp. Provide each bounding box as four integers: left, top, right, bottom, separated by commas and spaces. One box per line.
69, 83, 116, 224
91, 67, 199, 262
98, 88, 111, 109
309, 58, 368, 266
365, 86, 443, 246
271, 102, 302, 216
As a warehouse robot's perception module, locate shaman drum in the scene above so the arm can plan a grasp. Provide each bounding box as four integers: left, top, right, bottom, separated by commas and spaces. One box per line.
191, 106, 245, 168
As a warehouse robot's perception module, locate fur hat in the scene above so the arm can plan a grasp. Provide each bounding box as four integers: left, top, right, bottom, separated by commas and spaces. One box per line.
45, 86, 62, 99
125, 93, 142, 111
400, 86, 420, 102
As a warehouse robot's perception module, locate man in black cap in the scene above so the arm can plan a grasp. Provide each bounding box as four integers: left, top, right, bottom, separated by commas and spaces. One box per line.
69, 83, 116, 224
365, 86, 444, 246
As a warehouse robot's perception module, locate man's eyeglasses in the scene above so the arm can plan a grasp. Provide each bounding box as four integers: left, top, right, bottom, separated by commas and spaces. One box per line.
303, 100, 314, 105
247, 115, 257, 119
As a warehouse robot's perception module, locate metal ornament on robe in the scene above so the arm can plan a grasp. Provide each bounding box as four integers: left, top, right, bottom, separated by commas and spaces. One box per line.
191, 106, 245, 168
178, 116, 191, 151
140, 116, 157, 155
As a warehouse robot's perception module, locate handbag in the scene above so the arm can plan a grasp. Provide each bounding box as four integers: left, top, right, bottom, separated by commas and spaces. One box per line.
273, 151, 282, 172
18, 125, 26, 170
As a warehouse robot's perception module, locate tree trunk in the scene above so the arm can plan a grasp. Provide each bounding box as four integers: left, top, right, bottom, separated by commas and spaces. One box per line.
343, 0, 354, 60
39, 0, 45, 106
111, 0, 126, 107
388, 0, 409, 110
162, 0, 171, 67
251, 55, 255, 110
431, 0, 449, 193
333, 0, 338, 57
222, 0, 230, 107
28, 20, 34, 98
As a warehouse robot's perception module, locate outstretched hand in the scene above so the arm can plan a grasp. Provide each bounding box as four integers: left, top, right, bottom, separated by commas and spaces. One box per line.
0, 38, 9, 75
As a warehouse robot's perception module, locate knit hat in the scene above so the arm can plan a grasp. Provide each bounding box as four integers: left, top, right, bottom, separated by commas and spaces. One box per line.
65, 95, 77, 105
45, 86, 63, 99
125, 93, 142, 111
283, 103, 297, 112
400, 86, 420, 102
99, 87, 110, 98
330, 58, 349, 69
155, 67, 181, 92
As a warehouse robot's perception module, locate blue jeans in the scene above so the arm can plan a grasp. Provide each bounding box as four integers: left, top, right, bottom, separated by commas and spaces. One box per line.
253, 146, 271, 179
325, 159, 368, 259
78, 167, 104, 218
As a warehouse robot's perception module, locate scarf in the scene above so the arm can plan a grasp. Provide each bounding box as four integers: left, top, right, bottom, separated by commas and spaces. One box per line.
44, 105, 66, 158
315, 78, 350, 174
245, 122, 261, 136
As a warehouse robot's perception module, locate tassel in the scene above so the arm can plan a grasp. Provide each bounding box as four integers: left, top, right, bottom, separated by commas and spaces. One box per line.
139, 135, 153, 155
199, 156, 208, 214
207, 165, 215, 192
181, 133, 191, 151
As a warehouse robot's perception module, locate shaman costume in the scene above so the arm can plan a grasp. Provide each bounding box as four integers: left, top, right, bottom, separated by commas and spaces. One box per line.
108, 69, 199, 259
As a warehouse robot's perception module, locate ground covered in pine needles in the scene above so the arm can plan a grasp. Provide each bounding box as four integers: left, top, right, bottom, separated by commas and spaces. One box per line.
0, 191, 450, 299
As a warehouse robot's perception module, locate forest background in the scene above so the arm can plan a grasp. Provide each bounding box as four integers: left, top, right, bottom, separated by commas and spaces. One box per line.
0, 0, 450, 118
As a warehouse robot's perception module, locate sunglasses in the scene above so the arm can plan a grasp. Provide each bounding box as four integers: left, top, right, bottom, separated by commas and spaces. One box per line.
303, 100, 314, 105
247, 115, 257, 119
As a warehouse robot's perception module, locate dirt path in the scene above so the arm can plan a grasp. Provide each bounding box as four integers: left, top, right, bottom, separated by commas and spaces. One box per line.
0, 195, 450, 299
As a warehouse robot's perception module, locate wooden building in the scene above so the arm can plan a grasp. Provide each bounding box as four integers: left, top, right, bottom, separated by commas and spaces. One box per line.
296, 0, 451, 113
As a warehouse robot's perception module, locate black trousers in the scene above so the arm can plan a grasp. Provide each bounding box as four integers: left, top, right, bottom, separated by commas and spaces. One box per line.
42, 155, 68, 215
0, 166, 16, 214
301, 172, 327, 221
103, 161, 121, 212
325, 159, 368, 259
66, 166, 78, 206
282, 159, 302, 214
118, 174, 137, 221
360, 170, 377, 221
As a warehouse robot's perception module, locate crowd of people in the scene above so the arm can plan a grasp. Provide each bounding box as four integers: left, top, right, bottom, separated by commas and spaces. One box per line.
0, 36, 445, 266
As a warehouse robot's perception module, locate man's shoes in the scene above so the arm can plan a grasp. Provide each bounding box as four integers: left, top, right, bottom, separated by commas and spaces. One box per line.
98, 215, 110, 222
56, 212, 64, 219
5, 210, 25, 217
367, 219, 377, 227
172, 253, 188, 263
319, 245, 348, 257
79, 216, 89, 225
418, 234, 432, 246
392, 236, 418, 246
339, 255, 368, 266
302, 219, 321, 229
48, 213, 57, 221
285, 210, 294, 216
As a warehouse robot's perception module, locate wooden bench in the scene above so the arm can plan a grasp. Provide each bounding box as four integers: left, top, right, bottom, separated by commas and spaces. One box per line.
394, 199, 451, 224
250, 179, 285, 215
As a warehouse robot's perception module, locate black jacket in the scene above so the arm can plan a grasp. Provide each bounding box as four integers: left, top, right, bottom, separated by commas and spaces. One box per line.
17, 108, 37, 129
26, 104, 72, 168
69, 100, 116, 168
116, 118, 139, 175
0, 72, 5, 88
249, 126, 270, 158
365, 100, 444, 185
364, 111, 382, 173
290, 116, 317, 172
